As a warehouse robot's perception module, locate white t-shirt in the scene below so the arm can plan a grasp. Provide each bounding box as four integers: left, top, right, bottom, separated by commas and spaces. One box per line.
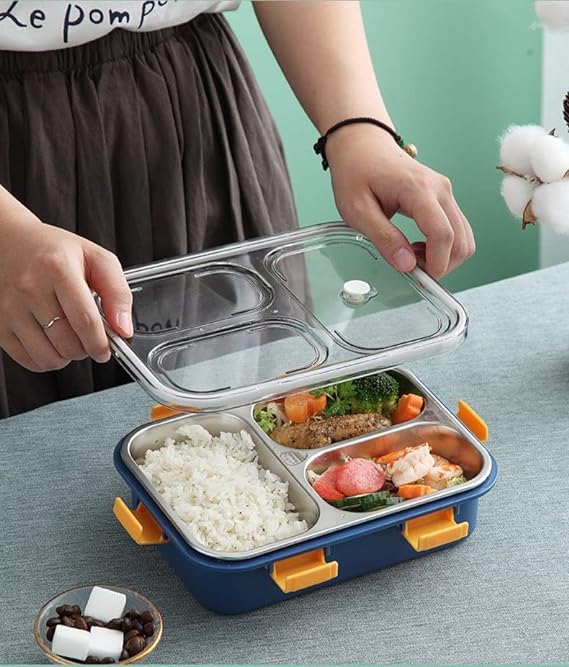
535, 0, 569, 30
0, 0, 241, 51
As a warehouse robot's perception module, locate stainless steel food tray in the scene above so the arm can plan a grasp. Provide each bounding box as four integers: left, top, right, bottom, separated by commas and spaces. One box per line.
119, 368, 492, 561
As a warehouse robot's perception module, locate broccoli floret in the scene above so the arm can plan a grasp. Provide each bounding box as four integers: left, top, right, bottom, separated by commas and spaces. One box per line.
351, 373, 399, 416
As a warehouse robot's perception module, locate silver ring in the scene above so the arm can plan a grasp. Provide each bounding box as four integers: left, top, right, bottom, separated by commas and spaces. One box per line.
42, 315, 63, 330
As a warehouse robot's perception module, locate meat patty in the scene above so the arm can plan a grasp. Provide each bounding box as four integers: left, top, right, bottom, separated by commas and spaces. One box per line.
272, 413, 392, 449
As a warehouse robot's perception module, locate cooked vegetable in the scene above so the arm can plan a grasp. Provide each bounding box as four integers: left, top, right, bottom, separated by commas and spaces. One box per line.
397, 484, 435, 499
313, 381, 356, 418
150, 404, 182, 421
335, 458, 385, 496
329, 491, 404, 512
351, 373, 400, 415
254, 409, 277, 434
284, 392, 311, 424
254, 401, 287, 434
391, 393, 424, 424
361, 493, 404, 512
376, 446, 415, 465
272, 413, 391, 449
309, 393, 327, 416
283, 392, 328, 424
447, 474, 467, 487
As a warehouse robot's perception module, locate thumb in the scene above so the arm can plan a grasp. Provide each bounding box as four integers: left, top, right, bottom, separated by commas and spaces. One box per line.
85, 245, 133, 338
343, 193, 417, 272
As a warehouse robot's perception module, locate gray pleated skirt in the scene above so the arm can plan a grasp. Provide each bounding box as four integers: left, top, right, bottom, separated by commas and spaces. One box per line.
0, 15, 299, 418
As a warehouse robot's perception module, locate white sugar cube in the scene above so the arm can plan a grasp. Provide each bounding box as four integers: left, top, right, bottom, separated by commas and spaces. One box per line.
51, 624, 91, 662
88, 626, 124, 661
83, 586, 126, 623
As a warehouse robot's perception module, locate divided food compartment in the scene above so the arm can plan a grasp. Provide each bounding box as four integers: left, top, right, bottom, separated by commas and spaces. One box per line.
119, 368, 491, 562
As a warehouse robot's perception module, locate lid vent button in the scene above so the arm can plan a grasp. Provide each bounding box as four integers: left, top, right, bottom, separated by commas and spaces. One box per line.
341, 280, 377, 306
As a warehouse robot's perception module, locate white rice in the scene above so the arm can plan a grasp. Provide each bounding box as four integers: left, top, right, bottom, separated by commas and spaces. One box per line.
139, 424, 308, 553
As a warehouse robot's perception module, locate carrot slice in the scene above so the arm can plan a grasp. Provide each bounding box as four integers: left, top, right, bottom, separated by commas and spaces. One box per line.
284, 392, 311, 424
397, 484, 434, 498
376, 447, 413, 465
392, 394, 424, 424
284, 391, 328, 423
308, 393, 327, 416
150, 404, 183, 421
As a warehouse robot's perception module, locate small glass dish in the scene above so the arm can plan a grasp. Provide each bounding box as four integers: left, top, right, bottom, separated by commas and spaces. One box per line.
33, 584, 163, 665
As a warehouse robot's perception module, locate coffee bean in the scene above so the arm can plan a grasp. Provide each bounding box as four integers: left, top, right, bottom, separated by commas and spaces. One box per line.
124, 629, 140, 641
126, 609, 141, 621
71, 605, 82, 618
132, 621, 143, 634
85, 658, 101, 664
46, 626, 55, 642
61, 615, 75, 627
83, 616, 94, 627
119, 649, 129, 662
106, 618, 123, 631
142, 623, 154, 638
101, 659, 116, 664
90, 619, 105, 628
125, 636, 145, 656
75, 617, 89, 631
59, 604, 75, 618
46, 617, 61, 628
121, 617, 133, 633
140, 610, 153, 625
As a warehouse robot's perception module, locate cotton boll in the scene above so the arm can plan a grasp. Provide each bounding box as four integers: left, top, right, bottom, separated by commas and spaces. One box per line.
500, 175, 536, 219
530, 133, 569, 182
535, 1, 569, 31
500, 125, 546, 175
531, 181, 569, 233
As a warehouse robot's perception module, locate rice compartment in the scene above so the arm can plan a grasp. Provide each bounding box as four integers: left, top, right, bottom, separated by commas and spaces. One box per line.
139, 424, 308, 553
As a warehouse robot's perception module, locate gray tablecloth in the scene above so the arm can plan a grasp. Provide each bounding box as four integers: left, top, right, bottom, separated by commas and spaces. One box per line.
2, 262, 569, 665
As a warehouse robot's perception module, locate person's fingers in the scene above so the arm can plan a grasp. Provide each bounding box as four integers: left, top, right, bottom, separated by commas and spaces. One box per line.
12, 313, 69, 371
440, 196, 475, 273
411, 241, 426, 268
54, 273, 111, 364
458, 203, 476, 257
0, 331, 41, 372
342, 192, 417, 272
411, 198, 454, 279
85, 246, 133, 338
32, 297, 88, 362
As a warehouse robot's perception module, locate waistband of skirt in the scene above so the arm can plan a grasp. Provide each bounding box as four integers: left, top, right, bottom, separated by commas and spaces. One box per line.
0, 21, 201, 75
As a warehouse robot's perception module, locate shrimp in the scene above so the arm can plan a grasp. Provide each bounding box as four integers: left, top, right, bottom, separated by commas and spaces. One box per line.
384, 443, 434, 487
423, 455, 463, 490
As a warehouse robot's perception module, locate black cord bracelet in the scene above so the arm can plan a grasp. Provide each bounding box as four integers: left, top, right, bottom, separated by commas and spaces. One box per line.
313, 117, 417, 170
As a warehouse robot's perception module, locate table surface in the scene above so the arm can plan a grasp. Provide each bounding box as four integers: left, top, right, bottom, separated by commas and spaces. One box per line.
2, 262, 569, 665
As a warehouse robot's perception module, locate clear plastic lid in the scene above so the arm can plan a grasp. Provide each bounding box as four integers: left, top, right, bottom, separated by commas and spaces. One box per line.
104, 223, 467, 411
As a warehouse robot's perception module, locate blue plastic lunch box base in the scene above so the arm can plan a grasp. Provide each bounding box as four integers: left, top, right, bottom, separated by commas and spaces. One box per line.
114, 443, 498, 615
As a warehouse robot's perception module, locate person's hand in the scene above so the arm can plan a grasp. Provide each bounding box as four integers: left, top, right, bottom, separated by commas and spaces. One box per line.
0, 207, 132, 372
325, 124, 475, 278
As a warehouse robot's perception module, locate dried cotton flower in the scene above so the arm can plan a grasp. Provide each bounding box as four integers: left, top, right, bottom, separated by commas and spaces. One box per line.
531, 181, 569, 234
500, 175, 536, 219
499, 125, 547, 176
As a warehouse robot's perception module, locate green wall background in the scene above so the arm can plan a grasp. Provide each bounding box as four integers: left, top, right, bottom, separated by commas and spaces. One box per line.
228, 0, 543, 292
